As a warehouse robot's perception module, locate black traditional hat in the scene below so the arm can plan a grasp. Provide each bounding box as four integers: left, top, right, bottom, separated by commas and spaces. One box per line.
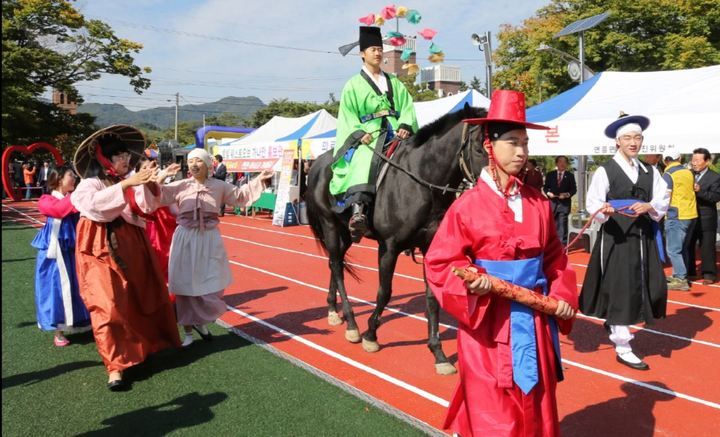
359, 26, 383, 51
604, 111, 650, 139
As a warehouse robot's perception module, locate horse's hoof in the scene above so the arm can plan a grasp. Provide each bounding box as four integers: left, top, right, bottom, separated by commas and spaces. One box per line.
345, 329, 361, 343
328, 311, 343, 326
435, 362, 457, 375
362, 338, 380, 353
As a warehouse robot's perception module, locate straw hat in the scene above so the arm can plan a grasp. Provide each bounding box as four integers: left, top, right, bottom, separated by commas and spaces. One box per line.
73, 125, 146, 177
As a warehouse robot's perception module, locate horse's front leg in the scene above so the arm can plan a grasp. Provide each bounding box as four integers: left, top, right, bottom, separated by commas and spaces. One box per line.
362, 243, 398, 352
424, 265, 456, 375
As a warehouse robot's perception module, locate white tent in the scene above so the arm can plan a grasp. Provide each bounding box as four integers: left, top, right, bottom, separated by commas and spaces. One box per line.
526, 65, 720, 156
216, 109, 337, 171
414, 89, 491, 127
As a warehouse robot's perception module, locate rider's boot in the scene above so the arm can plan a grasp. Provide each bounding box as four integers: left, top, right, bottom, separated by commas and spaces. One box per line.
348, 202, 367, 243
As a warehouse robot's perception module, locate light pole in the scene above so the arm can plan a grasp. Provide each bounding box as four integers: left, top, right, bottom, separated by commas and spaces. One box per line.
552, 11, 609, 215
536, 44, 595, 82
471, 32, 492, 97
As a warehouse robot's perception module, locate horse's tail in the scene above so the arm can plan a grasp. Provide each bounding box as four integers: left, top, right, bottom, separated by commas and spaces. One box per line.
306, 152, 361, 283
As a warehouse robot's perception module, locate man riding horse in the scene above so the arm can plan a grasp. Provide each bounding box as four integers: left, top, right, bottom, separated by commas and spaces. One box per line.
330, 26, 418, 242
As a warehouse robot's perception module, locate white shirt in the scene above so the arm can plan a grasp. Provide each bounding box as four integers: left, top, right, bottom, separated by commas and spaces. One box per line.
695, 167, 708, 183
362, 66, 388, 94
586, 152, 670, 224
480, 168, 523, 223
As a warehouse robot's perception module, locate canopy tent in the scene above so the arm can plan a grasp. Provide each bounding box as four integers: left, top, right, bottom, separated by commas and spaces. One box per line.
414, 89, 491, 127
526, 65, 720, 156
217, 110, 337, 172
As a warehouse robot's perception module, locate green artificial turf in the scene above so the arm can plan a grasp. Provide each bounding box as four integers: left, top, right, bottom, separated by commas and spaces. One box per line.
2, 221, 429, 436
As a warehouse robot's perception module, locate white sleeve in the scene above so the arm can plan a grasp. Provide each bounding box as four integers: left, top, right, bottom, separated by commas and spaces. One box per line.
648, 166, 670, 222
586, 167, 610, 223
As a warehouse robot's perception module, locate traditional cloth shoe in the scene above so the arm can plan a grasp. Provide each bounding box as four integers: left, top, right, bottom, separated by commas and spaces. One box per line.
616, 351, 649, 370
181, 333, 194, 348
193, 324, 213, 341
54, 335, 70, 347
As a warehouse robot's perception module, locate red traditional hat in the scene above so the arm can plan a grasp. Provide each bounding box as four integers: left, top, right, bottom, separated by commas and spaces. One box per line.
464, 90, 549, 130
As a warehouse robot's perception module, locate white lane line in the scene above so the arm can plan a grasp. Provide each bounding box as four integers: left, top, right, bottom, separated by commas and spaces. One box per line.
224, 287, 720, 411
666, 300, 720, 312
228, 258, 720, 349
228, 260, 454, 330
2, 205, 44, 224
561, 359, 720, 409
578, 314, 720, 349
224, 237, 720, 346
225, 305, 450, 408
222, 235, 424, 283
220, 220, 379, 251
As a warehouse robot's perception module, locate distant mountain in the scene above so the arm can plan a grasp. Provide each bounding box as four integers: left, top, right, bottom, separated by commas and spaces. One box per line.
78, 96, 266, 129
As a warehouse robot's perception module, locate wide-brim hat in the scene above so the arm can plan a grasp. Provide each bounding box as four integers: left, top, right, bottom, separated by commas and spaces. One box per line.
463, 90, 549, 130
604, 112, 650, 138
74, 125, 146, 177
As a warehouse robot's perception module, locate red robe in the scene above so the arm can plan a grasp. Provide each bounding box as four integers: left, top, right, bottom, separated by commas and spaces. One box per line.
144, 206, 177, 284
425, 181, 578, 437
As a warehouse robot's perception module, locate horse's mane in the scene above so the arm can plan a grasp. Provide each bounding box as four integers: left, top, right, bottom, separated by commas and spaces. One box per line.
412, 105, 487, 147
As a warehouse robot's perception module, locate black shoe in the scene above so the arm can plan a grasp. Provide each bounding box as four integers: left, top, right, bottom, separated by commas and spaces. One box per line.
348, 213, 367, 243
193, 325, 213, 341
616, 353, 649, 371
107, 379, 129, 391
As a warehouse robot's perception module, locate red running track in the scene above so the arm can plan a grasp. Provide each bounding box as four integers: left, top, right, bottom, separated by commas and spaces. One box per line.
4, 201, 720, 435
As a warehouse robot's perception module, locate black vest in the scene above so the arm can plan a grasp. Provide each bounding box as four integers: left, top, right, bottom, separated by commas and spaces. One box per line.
603, 158, 654, 234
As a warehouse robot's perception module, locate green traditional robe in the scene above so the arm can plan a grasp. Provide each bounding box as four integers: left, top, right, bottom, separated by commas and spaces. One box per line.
329, 70, 418, 201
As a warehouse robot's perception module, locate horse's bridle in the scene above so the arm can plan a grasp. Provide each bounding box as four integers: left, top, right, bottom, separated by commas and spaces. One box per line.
457, 123, 481, 184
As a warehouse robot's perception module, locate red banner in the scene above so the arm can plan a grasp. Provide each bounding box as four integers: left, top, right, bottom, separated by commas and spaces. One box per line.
225, 158, 279, 172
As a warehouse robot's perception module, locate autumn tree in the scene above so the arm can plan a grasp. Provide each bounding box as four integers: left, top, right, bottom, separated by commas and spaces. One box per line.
2, 0, 151, 158
493, 0, 720, 106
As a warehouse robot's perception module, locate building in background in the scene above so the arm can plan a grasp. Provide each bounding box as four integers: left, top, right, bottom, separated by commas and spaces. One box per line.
52, 89, 77, 115
421, 64, 463, 97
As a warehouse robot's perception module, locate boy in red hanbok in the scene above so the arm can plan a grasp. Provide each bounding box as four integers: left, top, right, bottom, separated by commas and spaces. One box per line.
425, 90, 578, 437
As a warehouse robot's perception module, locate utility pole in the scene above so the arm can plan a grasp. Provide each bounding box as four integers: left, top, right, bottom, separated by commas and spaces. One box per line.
174, 92, 179, 143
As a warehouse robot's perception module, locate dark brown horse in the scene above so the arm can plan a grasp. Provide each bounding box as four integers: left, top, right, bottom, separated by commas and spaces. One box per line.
305, 106, 487, 374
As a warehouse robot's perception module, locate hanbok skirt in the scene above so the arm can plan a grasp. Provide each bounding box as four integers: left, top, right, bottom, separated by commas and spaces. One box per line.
75, 217, 180, 373
168, 226, 230, 325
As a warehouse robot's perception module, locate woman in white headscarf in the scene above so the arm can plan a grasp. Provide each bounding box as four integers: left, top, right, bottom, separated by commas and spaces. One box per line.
158, 148, 272, 347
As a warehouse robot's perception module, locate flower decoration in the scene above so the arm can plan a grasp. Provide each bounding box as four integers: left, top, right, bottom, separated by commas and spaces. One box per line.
402, 63, 420, 75
417, 28, 437, 40
428, 42, 442, 54
405, 9, 421, 24
375, 15, 386, 26
396, 6, 408, 17
359, 14, 376, 25
400, 48, 413, 62
380, 5, 397, 20
428, 52, 445, 63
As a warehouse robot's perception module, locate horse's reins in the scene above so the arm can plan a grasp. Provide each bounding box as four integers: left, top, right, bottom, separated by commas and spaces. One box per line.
357, 127, 478, 195
564, 206, 637, 252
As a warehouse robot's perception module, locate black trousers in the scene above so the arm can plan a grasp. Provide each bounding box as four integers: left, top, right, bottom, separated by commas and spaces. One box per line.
687, 213, 718, 279
552, 201, 570, 245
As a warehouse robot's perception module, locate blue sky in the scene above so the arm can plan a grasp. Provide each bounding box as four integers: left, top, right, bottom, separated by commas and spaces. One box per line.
73, 0, 550, 110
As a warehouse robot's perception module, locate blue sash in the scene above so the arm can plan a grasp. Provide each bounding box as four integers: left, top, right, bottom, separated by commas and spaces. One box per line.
474, 256, 562, 394
608, 199, 665, 263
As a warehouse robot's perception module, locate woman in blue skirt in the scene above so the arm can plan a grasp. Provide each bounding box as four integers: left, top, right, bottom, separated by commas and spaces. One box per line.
32, 166, 91, 346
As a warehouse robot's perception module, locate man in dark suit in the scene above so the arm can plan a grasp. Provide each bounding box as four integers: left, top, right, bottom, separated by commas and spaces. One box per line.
213, 154, 228, 216
687, 148, 720, 284
37, 161, 51, 194
543, 155, 577, 245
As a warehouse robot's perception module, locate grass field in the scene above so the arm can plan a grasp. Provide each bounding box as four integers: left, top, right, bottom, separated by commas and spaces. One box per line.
1, 221, 428, 436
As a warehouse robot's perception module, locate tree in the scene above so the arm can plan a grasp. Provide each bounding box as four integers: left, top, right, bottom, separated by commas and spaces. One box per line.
398, 74, 439, 102
467, 76, 486, 96
2, 0, 151, 158
493, 0, 720, 106
245, 99, 329, 128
